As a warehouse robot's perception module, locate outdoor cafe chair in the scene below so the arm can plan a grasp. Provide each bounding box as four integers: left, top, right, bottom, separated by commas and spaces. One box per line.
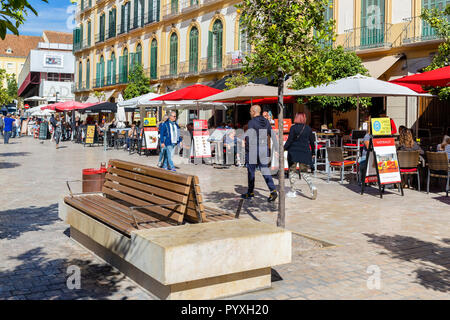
426, 152, 449, 197
398, 151, 421, 191
326, 147, 357, 184
313, 132, 330, 177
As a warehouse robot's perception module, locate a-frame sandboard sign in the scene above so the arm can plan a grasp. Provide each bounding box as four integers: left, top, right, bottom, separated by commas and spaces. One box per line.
361, 137, 404, 198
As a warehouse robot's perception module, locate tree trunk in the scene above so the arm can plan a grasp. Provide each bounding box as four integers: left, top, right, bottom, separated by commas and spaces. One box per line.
139, 106, 146, 129
277, 72, 285, 228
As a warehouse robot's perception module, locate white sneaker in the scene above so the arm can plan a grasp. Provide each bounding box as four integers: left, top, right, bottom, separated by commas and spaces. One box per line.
311, 187, 318, 200
287, 191, 297, 198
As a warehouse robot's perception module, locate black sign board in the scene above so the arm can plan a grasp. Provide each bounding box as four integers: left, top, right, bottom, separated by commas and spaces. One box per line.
39, 122, 49, 140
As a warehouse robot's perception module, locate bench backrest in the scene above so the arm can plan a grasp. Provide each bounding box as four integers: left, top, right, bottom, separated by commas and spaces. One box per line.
103, 160, 194, 224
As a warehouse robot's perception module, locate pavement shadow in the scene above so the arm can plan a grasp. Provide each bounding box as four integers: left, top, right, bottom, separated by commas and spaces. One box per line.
432, 196, 450, 205
343, 183, 401, 198
0, 204, 59, 240
0, 247, 137, 300
364, 233, 450, 293
0, 162, 21, 169
0, 152, 31, 157
203, 185, 277, 216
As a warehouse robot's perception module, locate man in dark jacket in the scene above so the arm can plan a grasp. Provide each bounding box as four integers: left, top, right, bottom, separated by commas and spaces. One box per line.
242, 105, 278, 202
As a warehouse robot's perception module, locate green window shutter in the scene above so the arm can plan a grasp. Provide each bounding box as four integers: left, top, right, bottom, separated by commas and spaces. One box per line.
87, 22, 91, 46
96, 62, 100, 87
113, 8, 117, 36
150, 40, 157, 79
119, 56, 123, 83
107, 60, 111, 85
217, 28, 222, 68
86, 61, 90, 89
113, 56, 116, 84
156, 0, 160, 22
207, 31, 213, 70
79, 63, 83, 89
171, 0, 178, 14
189, 28, 198, 73
127, 3, 131, 31
141, 0, 145, 26
121, 5, 125, 33
170, 34, 178, 75
80, 25, 84, 46
134, 0, 139, 28
148, 0, 154, 22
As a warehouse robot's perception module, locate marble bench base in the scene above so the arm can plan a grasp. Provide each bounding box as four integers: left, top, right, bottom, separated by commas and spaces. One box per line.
59, 199, 292, 300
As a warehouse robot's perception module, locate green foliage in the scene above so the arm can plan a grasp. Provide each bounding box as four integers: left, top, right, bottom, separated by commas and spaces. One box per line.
123, 64, 152, 100
0, 0, 48, 39
224, 73, 249, 90
93, 91, 106, 102
421, 4, 450, 100
0, 69, 18, 105
292, 46, 372, 113
237, 0, 335, 83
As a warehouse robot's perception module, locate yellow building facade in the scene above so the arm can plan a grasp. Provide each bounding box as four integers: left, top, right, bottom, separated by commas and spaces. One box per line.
73, 0, 448, 128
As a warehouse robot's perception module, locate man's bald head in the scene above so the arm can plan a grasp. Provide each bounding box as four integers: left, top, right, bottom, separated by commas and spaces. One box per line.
250, 105, 261, 118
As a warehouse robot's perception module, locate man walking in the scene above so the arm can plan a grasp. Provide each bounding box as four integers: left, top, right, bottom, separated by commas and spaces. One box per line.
242, 105, 278, 202
0, 115, 4, 137
159, 112, 181, 171
3, 114, 15, 144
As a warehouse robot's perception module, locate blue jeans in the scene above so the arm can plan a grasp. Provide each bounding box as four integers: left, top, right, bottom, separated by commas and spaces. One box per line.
247, 163, 276, 194
162, 145, 175, 169
158, 146, 165, 165
4, 131, 11, 144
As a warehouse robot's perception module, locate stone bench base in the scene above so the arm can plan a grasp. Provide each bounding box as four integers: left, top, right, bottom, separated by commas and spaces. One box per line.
59, 200, 292, 300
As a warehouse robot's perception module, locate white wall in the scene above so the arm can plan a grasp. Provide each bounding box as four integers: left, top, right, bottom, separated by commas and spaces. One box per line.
392, 0, 412, 24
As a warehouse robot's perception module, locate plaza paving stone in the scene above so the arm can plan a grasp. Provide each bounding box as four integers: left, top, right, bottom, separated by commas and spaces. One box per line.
0, 137, 449, 300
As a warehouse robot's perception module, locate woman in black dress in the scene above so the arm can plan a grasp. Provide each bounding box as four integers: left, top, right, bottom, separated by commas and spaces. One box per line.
284, 112, 317, 200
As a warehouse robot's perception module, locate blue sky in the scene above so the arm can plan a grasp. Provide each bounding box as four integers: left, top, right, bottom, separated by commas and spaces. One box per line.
17, 0, 76, 36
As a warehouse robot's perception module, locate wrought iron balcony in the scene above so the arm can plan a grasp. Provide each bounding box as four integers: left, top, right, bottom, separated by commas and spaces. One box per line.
200, 57, 224, 74
402, 16, 445, 45
344, 22, 393, 51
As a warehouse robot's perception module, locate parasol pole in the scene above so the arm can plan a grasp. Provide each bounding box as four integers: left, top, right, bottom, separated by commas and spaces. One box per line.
356, 96, 360, 129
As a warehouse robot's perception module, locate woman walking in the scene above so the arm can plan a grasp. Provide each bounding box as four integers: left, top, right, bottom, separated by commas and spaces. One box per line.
54, 114, 62, 149
284, 112, 317, 200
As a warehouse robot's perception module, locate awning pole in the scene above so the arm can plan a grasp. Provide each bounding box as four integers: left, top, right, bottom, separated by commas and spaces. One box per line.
356, 96, 360, 129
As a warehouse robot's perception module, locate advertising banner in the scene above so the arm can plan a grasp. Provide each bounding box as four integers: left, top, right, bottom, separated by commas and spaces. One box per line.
143, 127, 158, 150
372, 138, 401, 185
193, 120, 208, 131
371, 118, 392, 136
273, 119, 293, 133
144, 117, 157, 127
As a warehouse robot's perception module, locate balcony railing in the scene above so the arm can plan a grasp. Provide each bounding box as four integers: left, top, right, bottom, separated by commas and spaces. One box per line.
402, 16, 445, 45
74, 81, 90, 93
344, 22, 393, 51
91, 69, 152, 88
73, 39, 91, 52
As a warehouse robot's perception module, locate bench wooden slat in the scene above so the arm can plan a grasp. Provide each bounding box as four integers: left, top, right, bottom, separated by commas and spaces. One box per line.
102, 184, 184, 224
108, 167, 191, 195
87, 195, 174, 227
103, 180, 187, 217
109, 160, 193, 186
65, 197, 136, 235
81, 196, 143, 225
105, 173, 188, 204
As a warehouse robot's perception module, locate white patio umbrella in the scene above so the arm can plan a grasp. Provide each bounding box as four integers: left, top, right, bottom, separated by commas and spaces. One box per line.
199, 82, 279, 103
117, 92, 161, 108
286, 74, 429, 126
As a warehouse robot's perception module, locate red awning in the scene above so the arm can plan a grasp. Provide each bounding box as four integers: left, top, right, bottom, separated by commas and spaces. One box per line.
389, 81, 428, 94
151, 84, 223, 101
391, 66, 450, 87
42, 101, 94, 112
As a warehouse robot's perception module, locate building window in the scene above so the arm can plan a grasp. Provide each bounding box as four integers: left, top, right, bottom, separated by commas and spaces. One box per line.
171, 0, 178, 14
148, 0, 160, 23
121, 2, 131, 33
239, 16, 249, 54
421, 0, 449, 39
107, 53, 116, 85
150, 39, 158, 79
96, 56, 105, 87
48, 73, 59, 81
133, 0, 144, 28
87, 21, 92, 46
189, 27, 198, 73
119, 48, 129, 83
109, 8, 117, 38
99, 13, 106, 42
208, 19, 223, 70
78, 62, 83, 89
170, 33, 178, 75
86, 60, 90, 89
130, 44, 142, 73
360, 0, 386, 48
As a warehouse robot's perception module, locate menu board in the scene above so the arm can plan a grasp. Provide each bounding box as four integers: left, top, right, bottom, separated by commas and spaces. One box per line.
85, 125, 96, 144
143, 127, 158, 150
373, 138, 401, 185
371, 118, 392, 136
144, 117, 157, 127
39, 122, 48, 140
193, 120, 208, 130
193, 131, 212, 158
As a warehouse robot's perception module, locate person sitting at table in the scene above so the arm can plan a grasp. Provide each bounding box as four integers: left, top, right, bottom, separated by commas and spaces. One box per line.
224, 129, 242, 166
126, 123, 137, 151
397, 128, 424, 155
437, 135, 450, 160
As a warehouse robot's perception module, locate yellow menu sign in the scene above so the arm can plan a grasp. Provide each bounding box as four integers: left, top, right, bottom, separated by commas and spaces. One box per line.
371, 118, 392, 136
86, 125, 96, 144
144, 117, 157, 127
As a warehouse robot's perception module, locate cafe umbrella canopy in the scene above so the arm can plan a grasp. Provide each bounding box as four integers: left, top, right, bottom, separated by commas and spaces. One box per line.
199, 82, 279, 103
82, 102, 118, 114
286, 74, 428, 126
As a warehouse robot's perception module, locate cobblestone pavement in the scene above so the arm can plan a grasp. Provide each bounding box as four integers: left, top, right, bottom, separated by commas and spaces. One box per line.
1, 137, 449, 300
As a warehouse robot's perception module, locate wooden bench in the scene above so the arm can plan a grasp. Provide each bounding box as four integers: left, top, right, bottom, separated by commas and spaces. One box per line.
64, 159, 235, 237
59, 159, 291, 299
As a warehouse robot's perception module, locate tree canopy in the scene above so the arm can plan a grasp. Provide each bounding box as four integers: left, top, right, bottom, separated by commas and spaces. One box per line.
224, 73, 249, 91
421, 4, 450, 100
292, 45, 371, 113
0, 0, 48, 39
123, 64, 153, 100
0, 69, 18, 106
